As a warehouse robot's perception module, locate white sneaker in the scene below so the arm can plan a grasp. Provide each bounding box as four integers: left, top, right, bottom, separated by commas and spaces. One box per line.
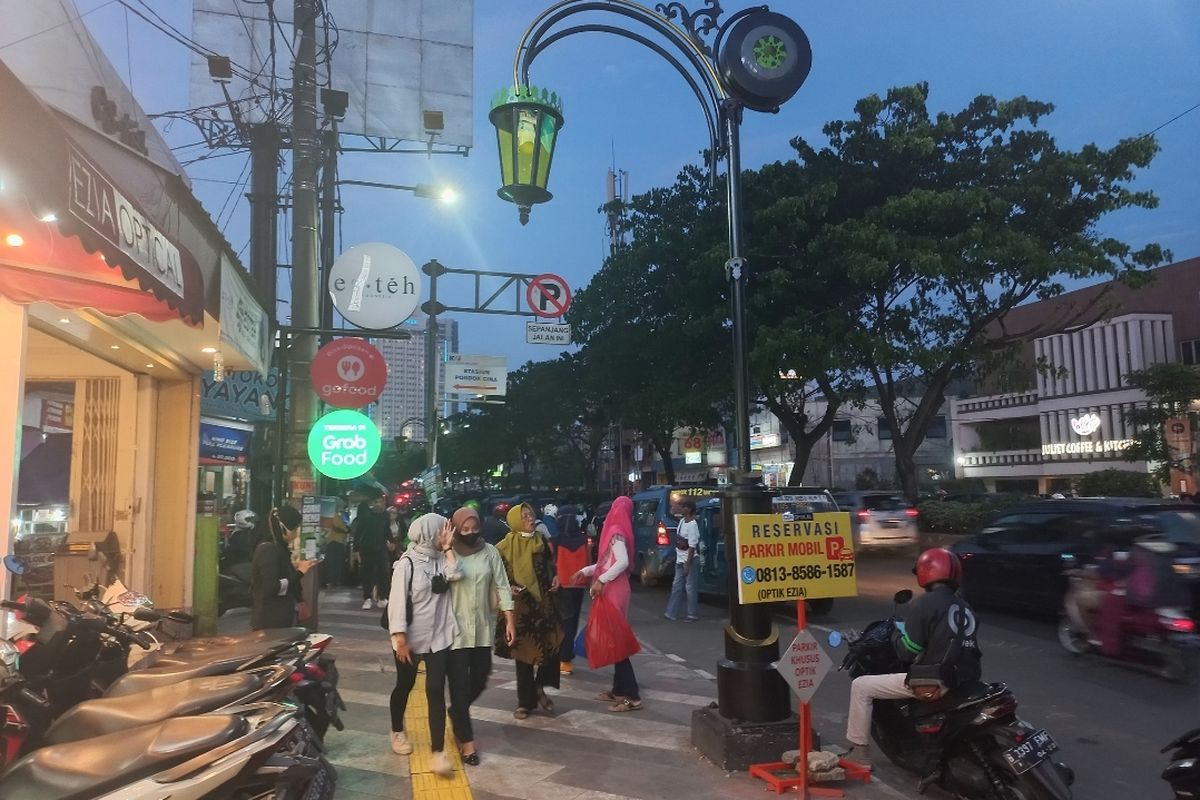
430, 750, 453, 778
378, 598, 389, 608
362, 599, 374, 610
390, 731, 412, 755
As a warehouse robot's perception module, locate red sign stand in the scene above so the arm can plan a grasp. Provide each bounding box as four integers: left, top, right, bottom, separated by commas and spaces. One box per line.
748, 599, 872, 796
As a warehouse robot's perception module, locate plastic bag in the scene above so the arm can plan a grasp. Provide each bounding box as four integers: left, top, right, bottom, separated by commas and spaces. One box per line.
585, 596, 640, 669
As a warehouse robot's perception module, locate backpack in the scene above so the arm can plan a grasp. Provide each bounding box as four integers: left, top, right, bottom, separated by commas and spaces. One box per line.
380, 555, 414, 630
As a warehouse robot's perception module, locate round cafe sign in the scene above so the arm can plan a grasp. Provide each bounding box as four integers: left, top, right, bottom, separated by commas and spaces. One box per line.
307, 409, 382, 480
328, 242, 421, 330
311, 338, 388, 408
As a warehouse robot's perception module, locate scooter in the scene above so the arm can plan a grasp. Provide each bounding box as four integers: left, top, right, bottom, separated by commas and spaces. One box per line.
1059, 553, 1200, 681
829, 590, 1075, 799
1162, 728, 1200, 798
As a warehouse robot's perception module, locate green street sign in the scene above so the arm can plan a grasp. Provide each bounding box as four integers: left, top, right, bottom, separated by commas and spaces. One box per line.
307, 409, 381, 480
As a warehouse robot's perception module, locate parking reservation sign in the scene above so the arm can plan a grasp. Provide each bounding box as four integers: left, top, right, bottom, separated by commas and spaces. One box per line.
733, 512, 857, 604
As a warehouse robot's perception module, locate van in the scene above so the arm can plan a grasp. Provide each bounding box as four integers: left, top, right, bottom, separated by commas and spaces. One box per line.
631, 486, 721, 586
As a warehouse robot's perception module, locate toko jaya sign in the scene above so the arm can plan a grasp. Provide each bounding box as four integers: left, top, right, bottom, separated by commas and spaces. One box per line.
307, 409, 381, 480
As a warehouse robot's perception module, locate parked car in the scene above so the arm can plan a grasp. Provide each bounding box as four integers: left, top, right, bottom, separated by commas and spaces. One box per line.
831, 491, 920, 551
950, 498, 1200, 616
631, 486, 723, 586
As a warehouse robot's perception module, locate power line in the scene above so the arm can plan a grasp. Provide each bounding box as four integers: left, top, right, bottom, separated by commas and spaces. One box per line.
1140, 99, 1200, 140
0, 0, 118, 51
216, 154, 253, 232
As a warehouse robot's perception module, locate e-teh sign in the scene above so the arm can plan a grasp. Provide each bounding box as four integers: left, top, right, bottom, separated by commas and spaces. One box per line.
328, 242, 420, 330
307, 409, 382, 480
311, 339, 388, 408
734, 512, 857, 604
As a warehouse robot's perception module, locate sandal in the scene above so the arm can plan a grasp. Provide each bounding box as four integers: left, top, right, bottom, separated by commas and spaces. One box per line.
610, 698, 643, 713
461, 751, 481, 766
513, 707, 530, 720
594, 691, 625, 703
537, 688, 555, 712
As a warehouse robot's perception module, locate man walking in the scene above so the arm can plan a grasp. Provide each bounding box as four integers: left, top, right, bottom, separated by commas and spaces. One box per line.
353, 496, 392, 610
664, 499, 700, 621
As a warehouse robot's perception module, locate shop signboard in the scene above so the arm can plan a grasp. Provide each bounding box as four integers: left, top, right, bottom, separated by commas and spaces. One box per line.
201, 369, 279, 423
219, 256, 270, 375
198, 422, 252, 466
733, 512, 857, 604
443, 354, 507, 397
307, 409, 381, 480
1167, 417, 1196, 496
311, 339, 388, 408
328, 243, 421, 330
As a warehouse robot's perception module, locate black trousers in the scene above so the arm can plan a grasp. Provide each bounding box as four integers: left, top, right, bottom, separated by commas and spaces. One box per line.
446, 647, 493, 744
556, 588, 585, 662
391, 648, 450, 751
361, 555, 390, 601
515, 659, 560, 710
613, 658, 640, 701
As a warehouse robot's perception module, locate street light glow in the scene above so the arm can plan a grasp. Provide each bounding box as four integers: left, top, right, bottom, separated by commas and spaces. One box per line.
439, 186, 458, 205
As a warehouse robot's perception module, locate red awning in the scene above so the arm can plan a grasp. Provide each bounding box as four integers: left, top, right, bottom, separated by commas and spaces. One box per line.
0, 59, 204, 325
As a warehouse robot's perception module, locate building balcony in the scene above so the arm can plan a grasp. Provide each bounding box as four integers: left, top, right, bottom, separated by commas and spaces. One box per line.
957, 448, 1043, 468
955, 390, 1039, 416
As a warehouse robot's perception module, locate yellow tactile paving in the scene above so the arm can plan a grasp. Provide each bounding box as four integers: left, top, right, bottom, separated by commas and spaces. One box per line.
405, 663, 473, 800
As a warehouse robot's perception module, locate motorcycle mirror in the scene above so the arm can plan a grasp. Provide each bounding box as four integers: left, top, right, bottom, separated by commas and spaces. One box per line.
894, 589, 914, 605
3, 555, 26, 576
827, 630, 843, 648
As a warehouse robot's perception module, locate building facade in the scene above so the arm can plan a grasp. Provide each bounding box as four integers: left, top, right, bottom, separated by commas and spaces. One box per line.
372, 313, 459, 442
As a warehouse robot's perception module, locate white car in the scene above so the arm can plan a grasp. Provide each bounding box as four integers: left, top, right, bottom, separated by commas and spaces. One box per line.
833, 491, 920, 550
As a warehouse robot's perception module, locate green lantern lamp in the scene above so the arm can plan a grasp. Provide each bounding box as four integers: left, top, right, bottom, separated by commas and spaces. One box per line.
489, 85, 564, 225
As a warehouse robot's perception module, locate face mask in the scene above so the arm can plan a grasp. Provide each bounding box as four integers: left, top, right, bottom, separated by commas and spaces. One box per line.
456, 532, 481, 547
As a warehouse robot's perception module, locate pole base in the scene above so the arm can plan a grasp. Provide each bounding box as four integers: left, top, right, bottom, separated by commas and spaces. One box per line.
691, 705, 820, 772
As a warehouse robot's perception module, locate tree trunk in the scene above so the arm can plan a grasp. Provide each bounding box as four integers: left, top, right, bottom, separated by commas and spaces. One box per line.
763, 391, 841, 489
893, 436, 921, 504
651, 433, 676, 484
789, 436, 818, 487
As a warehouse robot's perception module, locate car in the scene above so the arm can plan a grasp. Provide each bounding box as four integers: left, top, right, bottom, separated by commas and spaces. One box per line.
631, 486, 722, 586
950, 498, 1200, 616
831, 491, 920, 551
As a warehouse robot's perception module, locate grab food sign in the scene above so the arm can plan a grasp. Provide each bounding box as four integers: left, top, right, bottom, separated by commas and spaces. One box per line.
311, 339, 387, 408
307, 409, 381, 480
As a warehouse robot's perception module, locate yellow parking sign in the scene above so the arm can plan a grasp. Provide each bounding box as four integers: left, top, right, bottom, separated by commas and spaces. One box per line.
734, 513, 858, 604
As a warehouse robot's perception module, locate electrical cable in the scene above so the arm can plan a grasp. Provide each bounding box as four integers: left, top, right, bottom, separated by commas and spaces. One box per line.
0, 0, 118, 51
216, 154, 253, 232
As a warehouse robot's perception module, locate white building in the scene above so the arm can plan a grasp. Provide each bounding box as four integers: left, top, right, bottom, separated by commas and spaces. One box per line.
372, 313, 459, 442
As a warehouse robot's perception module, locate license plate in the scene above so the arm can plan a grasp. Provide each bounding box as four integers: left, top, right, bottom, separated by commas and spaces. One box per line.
1002, 729, 1058, 774
883, 520, 901, 528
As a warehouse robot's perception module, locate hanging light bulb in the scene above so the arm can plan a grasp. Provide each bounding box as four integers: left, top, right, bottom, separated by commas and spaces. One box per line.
259, 393, 272, 416
516, 109, 538, 160
212, 351, 225, 382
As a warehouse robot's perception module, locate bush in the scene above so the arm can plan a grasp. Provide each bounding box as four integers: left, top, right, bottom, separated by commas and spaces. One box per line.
917, 494, 1028, 536
1076, 469, 1160, 498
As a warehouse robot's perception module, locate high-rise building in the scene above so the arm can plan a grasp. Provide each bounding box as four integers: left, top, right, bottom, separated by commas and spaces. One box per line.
373, 312, 459, 443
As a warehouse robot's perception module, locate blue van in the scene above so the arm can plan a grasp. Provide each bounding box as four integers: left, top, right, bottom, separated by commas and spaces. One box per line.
631, 486, 721, 586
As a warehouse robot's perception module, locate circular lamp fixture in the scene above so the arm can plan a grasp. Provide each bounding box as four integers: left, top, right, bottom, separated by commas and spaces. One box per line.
489, 85, 564, 225
718, 10, 812, 112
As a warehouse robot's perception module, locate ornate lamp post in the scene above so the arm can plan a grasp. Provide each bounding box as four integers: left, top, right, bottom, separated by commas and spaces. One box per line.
491, 0, 814, 768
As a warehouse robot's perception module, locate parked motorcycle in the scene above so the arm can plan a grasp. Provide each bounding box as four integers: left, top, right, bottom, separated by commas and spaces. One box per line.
1162, 728, 1200, 799
1059, 550, 1199, 681
829, 590, 1075, 799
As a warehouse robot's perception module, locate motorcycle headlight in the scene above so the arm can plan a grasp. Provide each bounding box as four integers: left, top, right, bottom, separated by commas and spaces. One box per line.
0, 640, 19, 689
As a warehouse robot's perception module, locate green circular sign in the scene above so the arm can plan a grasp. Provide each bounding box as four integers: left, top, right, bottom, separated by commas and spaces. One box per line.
753, 35, 788, 70
307, 409, 381, 480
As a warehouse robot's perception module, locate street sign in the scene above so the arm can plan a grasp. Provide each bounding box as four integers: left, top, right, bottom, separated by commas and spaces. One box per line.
307, 409, 382, 480
328, 242, 421, 330
525, 272, 572, 318
443, 354, 507, 396
733, 512, 857, 604
778, 629, 832, 702
526, 321, 571, 345
311, 339, 388, 408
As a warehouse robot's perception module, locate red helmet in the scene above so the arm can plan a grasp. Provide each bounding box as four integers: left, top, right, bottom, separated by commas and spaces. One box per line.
914, 548, 962, 589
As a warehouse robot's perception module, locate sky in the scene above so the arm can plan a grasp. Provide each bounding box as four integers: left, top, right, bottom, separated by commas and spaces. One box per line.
80, 0, 1200, 371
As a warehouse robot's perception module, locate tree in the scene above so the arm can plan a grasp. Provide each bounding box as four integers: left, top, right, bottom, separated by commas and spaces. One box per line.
792, 84, 1167, 500
1123, 363, 1200, 486
372, 439, 426, 486
1077, 469, 1160, 498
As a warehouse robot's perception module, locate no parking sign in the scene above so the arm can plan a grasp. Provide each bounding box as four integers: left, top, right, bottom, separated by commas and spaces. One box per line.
526, 273, 572, 318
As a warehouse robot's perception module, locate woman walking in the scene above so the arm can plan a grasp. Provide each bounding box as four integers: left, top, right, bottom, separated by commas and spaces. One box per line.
250, 505, 317, 630
574, 496, 642, 712
552, 504, 590, 675
495, 503, 562, 719
446, 506, 516, 765
387, 513, 461, 777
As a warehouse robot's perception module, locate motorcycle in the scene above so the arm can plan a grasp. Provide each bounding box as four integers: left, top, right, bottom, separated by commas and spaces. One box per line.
1162, 728, 1200, 799
829, 590, 1075, 799
1059, 549, 1200, 681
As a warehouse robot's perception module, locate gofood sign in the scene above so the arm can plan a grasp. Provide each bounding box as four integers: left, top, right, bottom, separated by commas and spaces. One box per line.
307, 409, 381, 480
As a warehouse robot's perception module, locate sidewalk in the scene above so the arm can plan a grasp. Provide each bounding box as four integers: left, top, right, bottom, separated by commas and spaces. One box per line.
226, 589, 910, 799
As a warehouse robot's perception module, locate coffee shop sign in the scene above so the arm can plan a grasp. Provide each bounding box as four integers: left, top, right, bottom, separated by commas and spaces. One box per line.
1042, 439, 1134, 456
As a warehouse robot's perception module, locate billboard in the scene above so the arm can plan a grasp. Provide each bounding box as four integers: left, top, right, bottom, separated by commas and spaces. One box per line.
189, 0, 473, 146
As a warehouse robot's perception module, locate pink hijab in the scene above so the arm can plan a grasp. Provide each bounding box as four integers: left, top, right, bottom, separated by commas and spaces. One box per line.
597, 496, 635, 575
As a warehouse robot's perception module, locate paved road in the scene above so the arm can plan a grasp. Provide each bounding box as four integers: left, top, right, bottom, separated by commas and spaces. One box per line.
648, 550, 1193, 799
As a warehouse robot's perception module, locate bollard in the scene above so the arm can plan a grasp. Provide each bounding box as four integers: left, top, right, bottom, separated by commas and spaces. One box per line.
193, 516, 220, 636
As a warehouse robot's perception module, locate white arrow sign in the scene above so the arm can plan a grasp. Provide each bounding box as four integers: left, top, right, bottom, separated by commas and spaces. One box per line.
778, 629, 832, 702
443, 354, 507, 397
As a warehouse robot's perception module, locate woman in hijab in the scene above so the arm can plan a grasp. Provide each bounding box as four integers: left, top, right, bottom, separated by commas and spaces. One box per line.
573, 495, 642, 712
446, 506, 516, 765
250, 505, 317, 630
495, 502, 563, 719
387, 513, 461, 778
553, 504, 590, 675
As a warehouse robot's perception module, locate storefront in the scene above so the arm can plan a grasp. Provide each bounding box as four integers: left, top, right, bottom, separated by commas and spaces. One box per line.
0, 28, 269, 610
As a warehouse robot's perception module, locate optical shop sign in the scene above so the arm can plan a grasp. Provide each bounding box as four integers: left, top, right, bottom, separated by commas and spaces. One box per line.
734, 513, 858, 604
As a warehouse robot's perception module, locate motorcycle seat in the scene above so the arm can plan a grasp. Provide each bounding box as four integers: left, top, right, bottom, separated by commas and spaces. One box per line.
150, 637, 298, 668
0, 714, 249, 800
913, 681, 1003, 715
164, 627, 307, 655
44, 671, 264, 744
103, 651, 260, 697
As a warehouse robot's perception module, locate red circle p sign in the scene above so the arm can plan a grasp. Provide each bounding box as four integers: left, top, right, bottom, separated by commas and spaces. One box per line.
526, 273, 572, 319
311, 339, 388, 408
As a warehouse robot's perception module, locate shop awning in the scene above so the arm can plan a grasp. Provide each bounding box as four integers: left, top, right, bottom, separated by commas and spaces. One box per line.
0, 59, 205, 326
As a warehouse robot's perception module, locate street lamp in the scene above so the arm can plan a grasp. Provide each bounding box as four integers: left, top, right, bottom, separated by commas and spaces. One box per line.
491, 0, 813, 757
337, 179, 459, 205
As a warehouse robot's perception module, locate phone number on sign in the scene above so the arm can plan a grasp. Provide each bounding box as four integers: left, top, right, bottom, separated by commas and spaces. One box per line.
750, 563, 855, 584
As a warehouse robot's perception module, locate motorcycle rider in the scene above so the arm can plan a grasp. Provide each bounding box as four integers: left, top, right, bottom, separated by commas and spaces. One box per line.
844, 548, 982, 768
224, 510, 260, 565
